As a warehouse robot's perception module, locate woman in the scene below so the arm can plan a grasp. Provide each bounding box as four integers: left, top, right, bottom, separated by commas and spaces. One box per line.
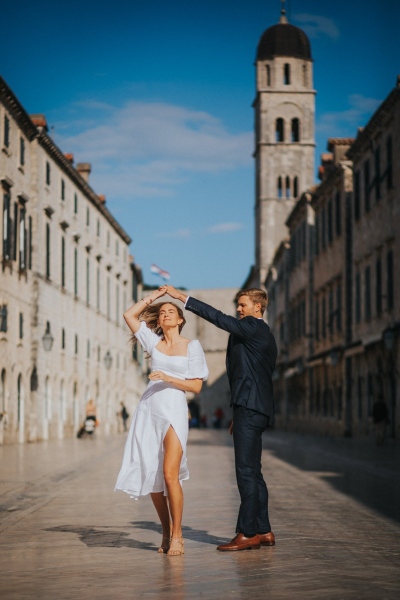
115, 286, 208, 556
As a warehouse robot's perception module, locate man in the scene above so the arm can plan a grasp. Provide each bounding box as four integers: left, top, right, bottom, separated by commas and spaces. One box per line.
166, 286, 277, 551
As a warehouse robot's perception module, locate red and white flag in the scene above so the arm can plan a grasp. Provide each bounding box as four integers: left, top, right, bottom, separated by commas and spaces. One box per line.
150, 263, 170, 281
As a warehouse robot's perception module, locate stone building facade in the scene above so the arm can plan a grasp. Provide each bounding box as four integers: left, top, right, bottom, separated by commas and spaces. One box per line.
266, 80, 400, 438
247, 6, 315, 288
0, 77, 146, 444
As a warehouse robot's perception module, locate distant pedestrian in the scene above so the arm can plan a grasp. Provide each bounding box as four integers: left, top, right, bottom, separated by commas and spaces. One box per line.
372, 395, 389, 446
213, 407, 224, 429
120, 402, 129, 432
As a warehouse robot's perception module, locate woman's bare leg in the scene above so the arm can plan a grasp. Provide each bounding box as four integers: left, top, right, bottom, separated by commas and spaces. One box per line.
163, 426, 184, 555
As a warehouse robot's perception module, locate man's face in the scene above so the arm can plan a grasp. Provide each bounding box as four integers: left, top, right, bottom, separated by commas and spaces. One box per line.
236, 295, 261, 319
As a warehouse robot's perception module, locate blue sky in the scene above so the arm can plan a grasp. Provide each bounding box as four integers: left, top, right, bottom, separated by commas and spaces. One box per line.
1, 0, 399, 289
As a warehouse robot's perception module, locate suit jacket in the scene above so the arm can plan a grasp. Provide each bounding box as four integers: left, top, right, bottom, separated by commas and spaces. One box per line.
185, 297, 277, 419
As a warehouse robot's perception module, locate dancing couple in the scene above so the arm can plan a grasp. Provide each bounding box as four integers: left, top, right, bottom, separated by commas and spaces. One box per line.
115, 285, 277, 556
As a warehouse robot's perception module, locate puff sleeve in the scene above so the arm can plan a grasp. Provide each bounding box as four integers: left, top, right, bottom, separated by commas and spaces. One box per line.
134, 321, 161, 354
185, 339, 209, 380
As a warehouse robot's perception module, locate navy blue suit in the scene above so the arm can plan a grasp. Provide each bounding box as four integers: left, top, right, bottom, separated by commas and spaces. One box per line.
185, 297, 277, 536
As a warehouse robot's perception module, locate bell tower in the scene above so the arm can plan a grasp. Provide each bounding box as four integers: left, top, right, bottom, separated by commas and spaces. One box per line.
253, 2, 315, 286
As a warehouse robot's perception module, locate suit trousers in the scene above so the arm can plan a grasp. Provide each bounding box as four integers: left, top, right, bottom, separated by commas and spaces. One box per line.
233, 405, 271, 537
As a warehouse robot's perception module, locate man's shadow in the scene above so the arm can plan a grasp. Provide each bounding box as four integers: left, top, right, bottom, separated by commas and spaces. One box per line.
131, 520, 228, 546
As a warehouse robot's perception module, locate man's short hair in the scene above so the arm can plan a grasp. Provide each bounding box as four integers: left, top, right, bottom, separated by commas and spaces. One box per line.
235, 288, 268, 315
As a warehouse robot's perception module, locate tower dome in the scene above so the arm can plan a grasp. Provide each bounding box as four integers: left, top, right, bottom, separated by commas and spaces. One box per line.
257, 10, 312, 61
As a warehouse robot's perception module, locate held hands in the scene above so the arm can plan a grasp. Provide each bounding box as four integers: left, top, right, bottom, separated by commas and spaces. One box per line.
165, 286, 188, 303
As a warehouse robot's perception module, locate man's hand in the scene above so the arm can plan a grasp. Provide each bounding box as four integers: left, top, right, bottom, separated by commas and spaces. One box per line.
166, 286, 188, 304
229, 421, 233, 436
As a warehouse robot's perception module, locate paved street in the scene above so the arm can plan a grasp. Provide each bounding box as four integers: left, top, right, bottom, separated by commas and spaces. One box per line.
1, 428, 399, 599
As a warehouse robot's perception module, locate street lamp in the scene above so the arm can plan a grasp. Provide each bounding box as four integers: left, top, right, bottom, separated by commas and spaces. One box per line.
42, 322, 54, 352
104, 350, 112, 370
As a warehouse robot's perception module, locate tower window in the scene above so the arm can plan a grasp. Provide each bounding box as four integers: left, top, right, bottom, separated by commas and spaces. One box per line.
293, 176, 299, 198
291, 118, 300, 142
266, 65, 271, 86
303, 64, 308, 86
284, 63, 291, 85
285, 176, 291, 198
277, 177, 283, 198
275, 118, 284, 142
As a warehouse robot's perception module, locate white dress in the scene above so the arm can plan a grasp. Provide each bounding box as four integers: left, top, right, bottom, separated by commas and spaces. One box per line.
115, 322, 209, 499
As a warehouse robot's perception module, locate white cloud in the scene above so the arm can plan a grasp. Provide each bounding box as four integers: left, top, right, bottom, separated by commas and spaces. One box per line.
54, 101, 252, 200
207, 222, 244, 234
317, 94, 381, 137
293, 13, 340, 40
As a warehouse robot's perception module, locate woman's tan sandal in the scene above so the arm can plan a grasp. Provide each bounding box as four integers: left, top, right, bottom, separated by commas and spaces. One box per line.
167, 537, 184, 556
157, 536, 171, 554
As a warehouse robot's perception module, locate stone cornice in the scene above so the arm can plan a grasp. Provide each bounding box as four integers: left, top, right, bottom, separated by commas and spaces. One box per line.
0, 76, 38, 141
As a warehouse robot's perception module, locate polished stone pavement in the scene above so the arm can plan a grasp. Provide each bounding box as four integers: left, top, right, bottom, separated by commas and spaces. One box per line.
1, 428, 399, 599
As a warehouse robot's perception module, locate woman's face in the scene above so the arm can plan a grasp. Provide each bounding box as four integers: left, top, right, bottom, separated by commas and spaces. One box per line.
158, 303, 182, 330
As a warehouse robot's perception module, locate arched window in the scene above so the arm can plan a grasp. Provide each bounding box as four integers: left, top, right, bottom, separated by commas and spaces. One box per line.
284, 63, 290, 85
286, 176, 291, 198
277, 177, 283, 198
291, 118, 300, 142
275, 118, 284, 142
266, 65, 271, 86
1, 369, 5, 413
293, 176, 299, 198
17, 374, 22, 424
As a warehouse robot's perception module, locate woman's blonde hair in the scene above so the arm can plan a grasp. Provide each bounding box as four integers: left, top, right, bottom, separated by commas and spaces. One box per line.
133, 301, 186, 342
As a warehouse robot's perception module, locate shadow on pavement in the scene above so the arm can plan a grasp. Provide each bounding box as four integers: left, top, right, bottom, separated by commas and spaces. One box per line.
45, 525, 157, 551
263, 430, 400, 525
131, 520, 228, 546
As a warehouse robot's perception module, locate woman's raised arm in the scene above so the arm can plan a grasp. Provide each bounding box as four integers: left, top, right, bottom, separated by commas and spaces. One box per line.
123, 286, 167, 334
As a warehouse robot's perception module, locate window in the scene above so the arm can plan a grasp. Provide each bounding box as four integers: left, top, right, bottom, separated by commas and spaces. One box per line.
386, 137, 393, 190
376, 258, 382, 316
303, 64, 307, 86
336, 283, 342, 332
291, 118, 300, 142
387, 250, 394, 310
0, 305, 8, 332
61, 237, 65, 288
46, 222, 51, 279
86, 257, 90, 304
86, 207, 90, 226
116, 240, 119, 256
97, 219, 100, 236
116, 282, 120, 323
87, 340, 90, 360
277, 177, 283, 198
46, 161, 51, 186
74, 247, 78, 296
355, 272, 361, 324
61, 328, 65, 350
328, 289, 334, 335
20, 137, 25, 166
364, 160, 370, 212
322, 297, 326, 339
3, 190, 12, 261
19, 204, 26, 271
327, 199, 333, 244
266, 64, 271, 86
284, 63, 290, 85
96, 266, 100, 311
107, 276, 110, 319
285, 176, 291, 199
357, 377, 363, 420
374, 146, 381, 202
74, 193, 78, 214
275, 118, 284, 142
293, 176, 299, 198
12, 202, 18, 261
321, 207, 326, 250
3, 115, 10, 147
28, 216, 32, 270
75, 334, 78, 355
107, 230, 110, 248
61, 179, 65, 201
19, 312, 23, 339
335, 192, 341, 236
354, 171, 360, 221
365, 266, 371, 321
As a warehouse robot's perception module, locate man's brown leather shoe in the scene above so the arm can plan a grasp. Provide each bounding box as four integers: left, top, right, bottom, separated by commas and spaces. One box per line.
258, 531, 275, 546
217, 533, 261, 552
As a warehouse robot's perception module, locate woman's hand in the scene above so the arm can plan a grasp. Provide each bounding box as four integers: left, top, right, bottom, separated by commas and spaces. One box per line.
148, 370, 169, 383
149, 285, 168, 302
